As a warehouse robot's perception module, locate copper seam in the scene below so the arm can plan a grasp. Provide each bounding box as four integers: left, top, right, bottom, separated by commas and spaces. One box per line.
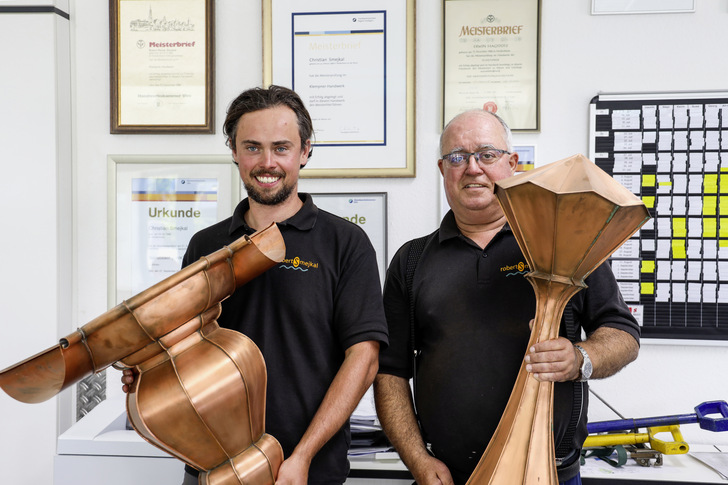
135, 317, 215, 469
254, 440, 276, 483
224, 253, 236, 300
570, 204, 616, 280
229, 455, 247, 485
174, 334, 231, 469
75, 326, 97, 373
201, 255, 214, 312
122, 299, 156, 346
203, 333, 257, 446
129, 382, 182, 462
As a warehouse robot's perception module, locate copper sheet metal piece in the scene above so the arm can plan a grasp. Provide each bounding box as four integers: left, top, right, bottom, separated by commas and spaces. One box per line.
0, 223, 286, 485
466, 154, 650, 485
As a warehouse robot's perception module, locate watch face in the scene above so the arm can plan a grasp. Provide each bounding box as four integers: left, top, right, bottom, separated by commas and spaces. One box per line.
576, 345, 592, 380
583, 359, 593, 379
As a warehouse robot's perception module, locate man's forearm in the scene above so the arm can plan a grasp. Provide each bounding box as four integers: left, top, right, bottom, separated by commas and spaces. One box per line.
581, 326, 639, 379
290, 341, 380, 465
373, 374, 431, 468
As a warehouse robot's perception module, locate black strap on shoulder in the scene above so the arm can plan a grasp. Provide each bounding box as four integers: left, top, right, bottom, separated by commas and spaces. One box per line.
405, 236, 427, 399
556, 302, 584, 461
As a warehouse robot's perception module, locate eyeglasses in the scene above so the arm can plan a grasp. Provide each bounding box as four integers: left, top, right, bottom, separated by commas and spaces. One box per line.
441, 149, 511, 167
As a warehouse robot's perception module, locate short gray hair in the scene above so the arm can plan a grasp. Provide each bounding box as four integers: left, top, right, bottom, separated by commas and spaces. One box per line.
439, 109, 513, 155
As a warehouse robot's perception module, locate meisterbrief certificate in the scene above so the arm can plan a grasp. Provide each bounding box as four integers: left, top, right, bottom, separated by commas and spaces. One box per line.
444, 0, 539, 130
118, 0, 207, 126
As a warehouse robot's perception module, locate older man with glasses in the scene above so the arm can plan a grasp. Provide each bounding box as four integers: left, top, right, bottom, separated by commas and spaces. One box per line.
374, 108, 640, 485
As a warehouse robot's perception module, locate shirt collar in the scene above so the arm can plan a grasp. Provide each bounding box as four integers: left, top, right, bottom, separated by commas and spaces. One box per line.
228, 192, 317, 235
439, 210, 460, 242
438, 209, 512, 243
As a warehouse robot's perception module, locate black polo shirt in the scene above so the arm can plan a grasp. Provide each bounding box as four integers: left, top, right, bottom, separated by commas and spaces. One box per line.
182, 193, 388, 483
379, 210, 639, 483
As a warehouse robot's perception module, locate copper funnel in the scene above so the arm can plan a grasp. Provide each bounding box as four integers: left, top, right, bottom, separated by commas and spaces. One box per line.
0, 223, 287, 485
466, 154, 650, 484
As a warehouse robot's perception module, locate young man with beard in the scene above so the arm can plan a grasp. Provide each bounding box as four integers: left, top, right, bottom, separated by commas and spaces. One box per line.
123, 85, 388, 485
374, 109, 640, 485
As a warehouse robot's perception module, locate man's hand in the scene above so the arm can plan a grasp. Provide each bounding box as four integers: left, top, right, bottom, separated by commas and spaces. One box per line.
274, 454, 309, 485
374, 374, 455, 484
409, 453, 455, 485
121, 368, 137, 393
524, 334, 579, 382
524, 321, 639, 382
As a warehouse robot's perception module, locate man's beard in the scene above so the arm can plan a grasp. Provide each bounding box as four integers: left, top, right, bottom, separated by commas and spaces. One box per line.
243, 173, 295, 206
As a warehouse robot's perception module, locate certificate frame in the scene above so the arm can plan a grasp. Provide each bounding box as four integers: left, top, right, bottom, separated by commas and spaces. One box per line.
443, 0, 541, 131
109, 0, 215, 134
107, 154, 240, 308
263, 0, 415, 178
591, 0, 695, 15
310, 192, 388, 285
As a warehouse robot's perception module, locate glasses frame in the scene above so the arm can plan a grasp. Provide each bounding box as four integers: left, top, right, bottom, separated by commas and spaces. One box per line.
440, 148, 512, 167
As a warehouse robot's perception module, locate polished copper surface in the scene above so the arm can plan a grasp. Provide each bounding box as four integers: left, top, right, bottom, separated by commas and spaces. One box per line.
466, 154, 650, 484
0, 223, 287, 485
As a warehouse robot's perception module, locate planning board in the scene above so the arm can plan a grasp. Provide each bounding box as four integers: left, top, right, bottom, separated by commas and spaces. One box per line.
589, 92, 728, 341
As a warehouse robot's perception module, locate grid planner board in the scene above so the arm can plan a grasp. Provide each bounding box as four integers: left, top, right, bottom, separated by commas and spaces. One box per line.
589, 92, 728, 342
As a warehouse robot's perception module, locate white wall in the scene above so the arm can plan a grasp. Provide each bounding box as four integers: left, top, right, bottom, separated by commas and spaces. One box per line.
0, 1, 72, 484
1, 1, 727, 483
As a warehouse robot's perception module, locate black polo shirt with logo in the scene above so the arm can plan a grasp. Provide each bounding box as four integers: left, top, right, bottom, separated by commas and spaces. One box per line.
379, 210, 639, 483
182, 193, 389, 483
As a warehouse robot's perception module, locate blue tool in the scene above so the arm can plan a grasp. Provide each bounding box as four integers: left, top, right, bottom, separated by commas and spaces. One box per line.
587, 400, 728, 434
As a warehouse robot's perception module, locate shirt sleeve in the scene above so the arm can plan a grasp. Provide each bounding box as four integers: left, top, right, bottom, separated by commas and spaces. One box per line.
378, 242, 415, 378
333, 228, 389, 351
573, 262, 641, 344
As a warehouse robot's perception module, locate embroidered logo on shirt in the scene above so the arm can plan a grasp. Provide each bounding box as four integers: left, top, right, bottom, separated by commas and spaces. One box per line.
500, 261, 529, 276
279, 256, 319, 272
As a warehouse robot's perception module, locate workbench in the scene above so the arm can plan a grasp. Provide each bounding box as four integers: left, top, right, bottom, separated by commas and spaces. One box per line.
53, 397, 727, 484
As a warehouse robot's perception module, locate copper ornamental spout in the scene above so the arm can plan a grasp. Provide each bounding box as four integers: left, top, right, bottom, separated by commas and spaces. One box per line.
466, 154, 650, 484
0, 223, 287, 485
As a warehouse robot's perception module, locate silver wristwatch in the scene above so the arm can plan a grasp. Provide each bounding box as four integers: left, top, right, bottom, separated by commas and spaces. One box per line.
574, 344, 592, 382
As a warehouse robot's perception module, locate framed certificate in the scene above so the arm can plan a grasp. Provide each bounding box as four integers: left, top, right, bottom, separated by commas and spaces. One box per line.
444, 0, 540, 131
263, 0, 415, 178
110, 0, 214, 133
311, 193, 387, 285
514, 144, 536, 172
107, 155, 239, 307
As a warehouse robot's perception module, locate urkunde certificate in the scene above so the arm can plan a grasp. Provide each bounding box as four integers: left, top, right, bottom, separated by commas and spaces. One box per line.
444, 0, 539, 130
292, 11, 386, 145
130, 177, 218, 293
118, 0, 207, 126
